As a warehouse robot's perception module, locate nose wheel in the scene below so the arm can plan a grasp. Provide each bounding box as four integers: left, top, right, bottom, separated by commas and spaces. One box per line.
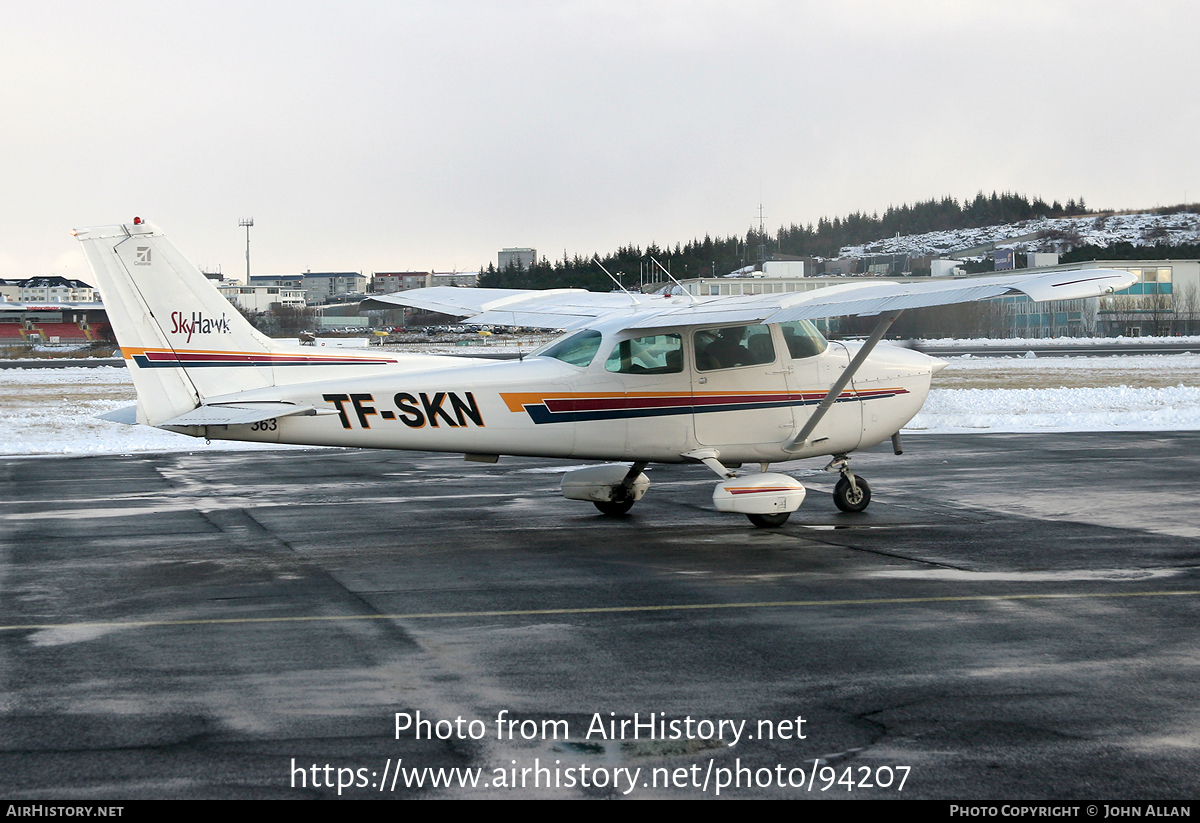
833, 474, 871, 512
827, 455, 871, 513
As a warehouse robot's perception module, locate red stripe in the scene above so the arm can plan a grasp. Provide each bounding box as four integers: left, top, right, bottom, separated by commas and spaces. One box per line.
143, 350, 395, 365
728, 487, 796, 495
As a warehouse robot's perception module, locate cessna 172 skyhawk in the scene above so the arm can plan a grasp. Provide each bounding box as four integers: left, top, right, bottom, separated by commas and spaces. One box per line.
77, 219, 1135, 527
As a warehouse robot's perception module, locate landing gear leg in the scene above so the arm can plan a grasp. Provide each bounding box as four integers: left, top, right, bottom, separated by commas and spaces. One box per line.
593, 461, 648, 516
826, 454, 871, 513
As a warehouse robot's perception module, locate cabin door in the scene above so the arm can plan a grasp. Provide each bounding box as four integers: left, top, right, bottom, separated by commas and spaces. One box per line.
690, 324, 795, 447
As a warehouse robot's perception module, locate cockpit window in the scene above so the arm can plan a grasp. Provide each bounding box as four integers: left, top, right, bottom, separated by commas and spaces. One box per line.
538, 330, 603, 367
779, 320, 828, 359
605, 334, 683, 374
693, 324, 775, 371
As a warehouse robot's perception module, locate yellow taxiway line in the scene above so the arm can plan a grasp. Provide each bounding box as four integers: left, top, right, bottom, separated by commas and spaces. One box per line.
2, 589, 1198, 633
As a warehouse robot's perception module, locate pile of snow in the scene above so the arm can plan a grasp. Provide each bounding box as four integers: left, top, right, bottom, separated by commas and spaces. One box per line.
0, 367, 307, 456
906, 385, 1200, 434
1, 356, 1198, 457
911, 335, 1200, 349
839, 211, 1200, 259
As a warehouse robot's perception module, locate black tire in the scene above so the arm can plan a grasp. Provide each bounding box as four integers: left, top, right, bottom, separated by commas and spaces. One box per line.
747, 512, 790, 528
833, 475, 871, 512
594, 499, 635, 516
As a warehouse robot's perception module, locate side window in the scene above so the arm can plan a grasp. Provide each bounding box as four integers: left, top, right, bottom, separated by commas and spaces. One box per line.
693, 325, 774, 371
779, 320, 828, 359
605, 334, 683, 375
538, 330, 602, 367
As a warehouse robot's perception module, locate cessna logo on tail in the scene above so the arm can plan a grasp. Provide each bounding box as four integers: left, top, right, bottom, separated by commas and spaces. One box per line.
170, 311, 232, 343
135, 247, 152, 265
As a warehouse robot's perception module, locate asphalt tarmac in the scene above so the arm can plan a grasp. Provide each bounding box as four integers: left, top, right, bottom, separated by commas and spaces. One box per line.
1, 433, 1198, 799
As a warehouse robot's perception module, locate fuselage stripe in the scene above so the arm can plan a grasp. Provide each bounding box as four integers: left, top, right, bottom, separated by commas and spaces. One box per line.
517, 388, 909, 424
129, 347, 398, 368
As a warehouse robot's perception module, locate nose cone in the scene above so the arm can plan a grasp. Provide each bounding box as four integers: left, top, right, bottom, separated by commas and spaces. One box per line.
866, 343, 948, 377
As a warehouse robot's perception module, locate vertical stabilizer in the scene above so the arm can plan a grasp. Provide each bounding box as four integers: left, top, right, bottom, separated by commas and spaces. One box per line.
74, 220, 278, 425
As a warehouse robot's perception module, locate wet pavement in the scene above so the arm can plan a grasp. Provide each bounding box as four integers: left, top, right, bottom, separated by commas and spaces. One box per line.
1, 432, 1198, 799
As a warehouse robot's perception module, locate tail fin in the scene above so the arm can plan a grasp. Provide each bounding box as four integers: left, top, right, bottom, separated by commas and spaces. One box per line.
74, 219, 278, 425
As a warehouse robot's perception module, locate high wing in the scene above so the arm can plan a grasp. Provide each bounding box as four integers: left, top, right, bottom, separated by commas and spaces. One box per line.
365, 269, 1136, 331
363, 287, 640, 330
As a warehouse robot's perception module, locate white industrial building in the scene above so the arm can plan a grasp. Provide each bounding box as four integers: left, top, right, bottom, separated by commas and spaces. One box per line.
672, 258, 1200, 338
17, 276, 98, 303
499, 248, 536, 271
250, 272, 366, 305
218, 284, 307, 313
372, 271, 479, 293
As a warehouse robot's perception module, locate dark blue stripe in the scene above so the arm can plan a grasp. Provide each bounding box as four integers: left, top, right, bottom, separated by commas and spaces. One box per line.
132, 355, 392, 368
524, 393, 900, 424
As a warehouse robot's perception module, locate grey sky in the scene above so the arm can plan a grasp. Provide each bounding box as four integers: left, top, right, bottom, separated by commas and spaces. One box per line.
2, 1, 1196, 282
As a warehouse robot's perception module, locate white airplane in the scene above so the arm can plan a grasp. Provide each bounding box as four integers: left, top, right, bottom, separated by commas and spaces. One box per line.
76, 219, 1135, 527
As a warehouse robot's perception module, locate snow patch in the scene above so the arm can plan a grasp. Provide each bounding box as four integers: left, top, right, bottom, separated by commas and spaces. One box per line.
838, 211, 1200, 259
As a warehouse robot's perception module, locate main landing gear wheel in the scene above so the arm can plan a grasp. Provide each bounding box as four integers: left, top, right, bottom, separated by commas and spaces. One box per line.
594, 499, 635, 516
747, 512, 791, 528
833, 475, 871, 512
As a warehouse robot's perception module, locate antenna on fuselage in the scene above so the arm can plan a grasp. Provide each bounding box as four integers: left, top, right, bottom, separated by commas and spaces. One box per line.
649, 256, 697, 302
594, 257, 639, 303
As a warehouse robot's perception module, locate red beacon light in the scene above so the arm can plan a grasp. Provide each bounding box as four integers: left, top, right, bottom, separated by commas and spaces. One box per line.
133, 217, 142, 225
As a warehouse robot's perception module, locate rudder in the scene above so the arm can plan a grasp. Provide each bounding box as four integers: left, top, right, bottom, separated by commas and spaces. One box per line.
74, 219, 278, 425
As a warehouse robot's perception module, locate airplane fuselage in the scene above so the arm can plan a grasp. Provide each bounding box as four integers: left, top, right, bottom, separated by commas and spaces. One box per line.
185, 325, 940, 466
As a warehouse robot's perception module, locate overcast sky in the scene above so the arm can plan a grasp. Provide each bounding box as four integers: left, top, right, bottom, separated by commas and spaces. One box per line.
2, 1, 1197, 282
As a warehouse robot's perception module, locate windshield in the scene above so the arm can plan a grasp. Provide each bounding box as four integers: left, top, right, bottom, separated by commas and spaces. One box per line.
537, 330, 603, 367
779, 320, 828, 359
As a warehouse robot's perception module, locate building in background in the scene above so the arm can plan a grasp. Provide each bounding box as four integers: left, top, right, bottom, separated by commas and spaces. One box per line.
18, 276, 97, 303
670, 258, 1200, 338
218, 284, 307, 313
0, 279, 22, 301
372, 271, 480, 293
499, 248, 536, 271
372, 272, 430, 294
250, 272, 366, 305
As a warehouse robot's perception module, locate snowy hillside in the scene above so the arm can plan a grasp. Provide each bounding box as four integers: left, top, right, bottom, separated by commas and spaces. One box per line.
839, 210, 1200, 260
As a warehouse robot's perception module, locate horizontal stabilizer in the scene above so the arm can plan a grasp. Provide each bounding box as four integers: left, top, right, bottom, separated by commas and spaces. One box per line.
159, 402, 325, 427
96, 405, 138, 425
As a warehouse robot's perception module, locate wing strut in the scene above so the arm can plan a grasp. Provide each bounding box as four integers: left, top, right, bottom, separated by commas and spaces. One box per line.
784, 310, 902, 453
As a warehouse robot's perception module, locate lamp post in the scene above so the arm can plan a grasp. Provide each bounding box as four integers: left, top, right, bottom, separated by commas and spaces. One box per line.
239, 218, 254, 282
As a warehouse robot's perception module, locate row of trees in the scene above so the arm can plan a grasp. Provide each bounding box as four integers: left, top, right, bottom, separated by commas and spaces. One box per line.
480, 192, 1094, 291
235, 303, 320, 336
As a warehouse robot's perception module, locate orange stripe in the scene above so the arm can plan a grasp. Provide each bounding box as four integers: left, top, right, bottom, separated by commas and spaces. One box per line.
122, 346, 393, 363
499, 389, 904, 413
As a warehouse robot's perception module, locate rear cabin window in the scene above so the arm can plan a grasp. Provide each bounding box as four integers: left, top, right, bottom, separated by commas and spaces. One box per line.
605, 334, 683, 374
693, 325, 775, 371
